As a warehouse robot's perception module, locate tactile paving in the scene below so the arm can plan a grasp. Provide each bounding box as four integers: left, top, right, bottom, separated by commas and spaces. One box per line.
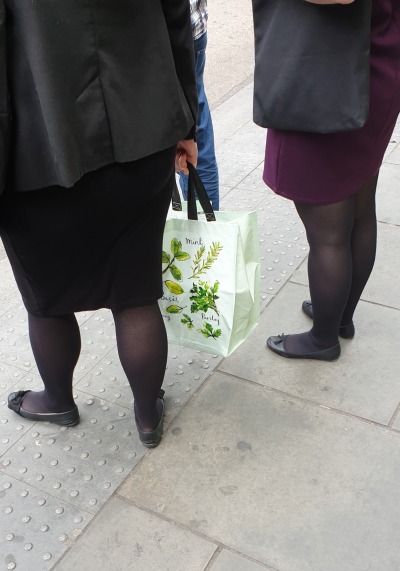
75, 346, 222, 423
1, 392, 148, 514
0, 364, 29, 401
0, 309, 35, 372
73, 309, 116, 383
0, 473, 92, 571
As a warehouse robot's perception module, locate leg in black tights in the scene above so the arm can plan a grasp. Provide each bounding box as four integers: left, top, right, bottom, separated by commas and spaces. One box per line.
21, 313, 81, 413
113, 303, 167, 432
282, 174, 378, 355
20, 304, 167, 430
341, 174, 378, 325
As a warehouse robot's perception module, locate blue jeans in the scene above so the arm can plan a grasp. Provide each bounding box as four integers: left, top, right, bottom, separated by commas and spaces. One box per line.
179, 33, 219, 210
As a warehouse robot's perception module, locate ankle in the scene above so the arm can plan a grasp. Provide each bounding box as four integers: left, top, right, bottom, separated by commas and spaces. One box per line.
134, 400, 162, 432
20, 390, 75, 414
310, 331, 339, 348
43, 393, 75, 412
340, 320, 353, 328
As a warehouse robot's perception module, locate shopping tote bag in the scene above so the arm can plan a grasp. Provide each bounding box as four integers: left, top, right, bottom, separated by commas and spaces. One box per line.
159, 165, 260, 357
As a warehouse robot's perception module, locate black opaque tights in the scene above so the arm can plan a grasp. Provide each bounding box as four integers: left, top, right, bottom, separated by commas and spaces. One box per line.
283, 173, 378, 355
113, 304, 167, 431
22, 303, 167, 430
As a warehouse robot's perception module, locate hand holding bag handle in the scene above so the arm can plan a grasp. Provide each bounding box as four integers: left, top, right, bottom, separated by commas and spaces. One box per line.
187, 162, 216, 222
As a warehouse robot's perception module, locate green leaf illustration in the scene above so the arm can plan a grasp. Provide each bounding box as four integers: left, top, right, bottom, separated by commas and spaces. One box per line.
191, 246, 205, 271
190, 242, 223, 279
165, 280, 184, 295
181, 314, 194, 329
199, 322, 222, 340
162, 238, 191, 276
162, 251, 170, 264
190, 281, 220, 315
171, 238, 182, 256
166, 305, 185, 314
170, 264, 183, 281
175, 251, 190, 261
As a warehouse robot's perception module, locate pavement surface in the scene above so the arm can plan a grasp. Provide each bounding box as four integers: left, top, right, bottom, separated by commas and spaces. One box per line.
1, 4, 400, 570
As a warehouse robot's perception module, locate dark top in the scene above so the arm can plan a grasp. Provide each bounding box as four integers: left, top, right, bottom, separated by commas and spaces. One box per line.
0, 0, 198, 193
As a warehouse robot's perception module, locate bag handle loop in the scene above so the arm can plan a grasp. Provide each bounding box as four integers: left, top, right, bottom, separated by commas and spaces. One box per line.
171, 179, 182, 211
187, 163, 216, 222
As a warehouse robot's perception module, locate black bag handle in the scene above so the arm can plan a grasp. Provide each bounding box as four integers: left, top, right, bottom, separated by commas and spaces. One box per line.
186, 163, 216, 222
172, 179, 182, 211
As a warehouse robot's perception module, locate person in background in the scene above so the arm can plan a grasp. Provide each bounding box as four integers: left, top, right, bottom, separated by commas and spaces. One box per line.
179, 0, 219, 210
0, 0, 197, 448
253, 0, 400, 360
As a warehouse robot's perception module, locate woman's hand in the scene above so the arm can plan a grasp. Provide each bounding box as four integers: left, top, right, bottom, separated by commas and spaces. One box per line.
305, 0, 354, 4
175, 139, 198, 175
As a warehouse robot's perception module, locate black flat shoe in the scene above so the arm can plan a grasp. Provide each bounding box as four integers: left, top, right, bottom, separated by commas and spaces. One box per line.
8, 390, 80, 426
135, 389, 165, 448
267, 334, 341, 361
302, 300, 355, 339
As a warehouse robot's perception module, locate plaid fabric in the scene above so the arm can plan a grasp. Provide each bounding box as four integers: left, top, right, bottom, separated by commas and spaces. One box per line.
190, 0, 208, 40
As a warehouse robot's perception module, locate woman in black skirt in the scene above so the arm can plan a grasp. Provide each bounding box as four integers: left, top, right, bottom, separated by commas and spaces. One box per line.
0, 1, 198, 448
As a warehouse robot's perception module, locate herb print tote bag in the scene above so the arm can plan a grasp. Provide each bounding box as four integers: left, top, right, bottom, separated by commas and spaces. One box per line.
159, 166, 260, 357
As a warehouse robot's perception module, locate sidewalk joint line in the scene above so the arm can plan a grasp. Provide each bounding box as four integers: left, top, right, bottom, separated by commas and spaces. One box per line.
114, 496, 280, 571
216, 369, 399, 434
388, 401, 400, 428
203, 546, 223, 571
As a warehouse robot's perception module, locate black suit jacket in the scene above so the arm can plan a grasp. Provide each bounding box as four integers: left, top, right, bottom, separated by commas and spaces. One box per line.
0, 0, 197, 192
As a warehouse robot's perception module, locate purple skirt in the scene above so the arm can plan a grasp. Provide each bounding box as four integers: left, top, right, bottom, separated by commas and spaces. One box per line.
264, 0, 400, 204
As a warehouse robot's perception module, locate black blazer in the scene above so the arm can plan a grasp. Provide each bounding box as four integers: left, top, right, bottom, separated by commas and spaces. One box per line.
0, 0, 197, 192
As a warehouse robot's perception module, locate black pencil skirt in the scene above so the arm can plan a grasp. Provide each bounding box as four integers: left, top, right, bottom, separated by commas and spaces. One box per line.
0, 146, 176, 317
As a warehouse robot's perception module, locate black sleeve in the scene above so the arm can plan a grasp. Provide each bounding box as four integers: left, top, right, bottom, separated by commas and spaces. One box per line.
0, 1, 10, 193
161, 0, 198, 139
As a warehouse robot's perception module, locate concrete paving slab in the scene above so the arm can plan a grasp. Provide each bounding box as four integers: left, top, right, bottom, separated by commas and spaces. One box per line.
206, 0, 254, 108
256, 194, 308, 247
235, 163, 265, 192
217, 124, 265, 188
1, 390, 148, 515
73, 310, 116, 382
119, 374, 400, 571
393, 411, 400, 432
54, 497, 217, 571
210, 550, 273, 571
0, 473, 93, 571
221, 186, 266, 212
383, 139, 399, 161
0, 259, 21, 317
0, 362, 29, 398
362, 222, 400, 309
289, 259, 308, 286
377, 162, 400, 225
218, 152, 263, 190
290, 221, 400, 310
212, 84, 254, 147
0, 371, 45, 457
0, 304, 35, 372
220, 282, 400, 425
384, 140, 400, 165
258, 241, 308, 302
75, 345, 222, 423
219, 185, 234, 199
221, 120, 266, 158
0, 240, 6, 261
75, 310, 96, 326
